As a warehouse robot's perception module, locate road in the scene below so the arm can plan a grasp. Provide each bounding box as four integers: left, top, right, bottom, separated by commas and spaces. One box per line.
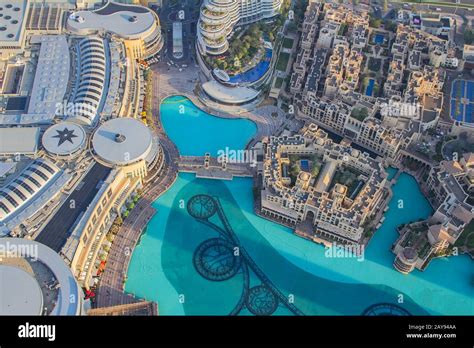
155, 0, 200, 65
35, 163, 110, 252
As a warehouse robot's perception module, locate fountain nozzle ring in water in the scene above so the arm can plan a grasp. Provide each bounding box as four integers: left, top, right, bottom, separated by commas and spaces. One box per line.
187, 194, 217, 219
193, 238, 242, 281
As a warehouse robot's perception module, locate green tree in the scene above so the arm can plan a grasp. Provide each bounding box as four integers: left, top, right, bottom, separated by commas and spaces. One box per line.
369, 13, 382, 28
370, 18, 382, 28
311, 163, 321, 177
383, 19, 397, 33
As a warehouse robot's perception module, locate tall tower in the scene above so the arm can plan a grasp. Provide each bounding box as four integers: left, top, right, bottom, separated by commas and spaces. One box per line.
197, 0, 282, 56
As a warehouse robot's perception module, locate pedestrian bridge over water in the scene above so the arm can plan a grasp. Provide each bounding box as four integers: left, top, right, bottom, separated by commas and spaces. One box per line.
177, 156, 255, 180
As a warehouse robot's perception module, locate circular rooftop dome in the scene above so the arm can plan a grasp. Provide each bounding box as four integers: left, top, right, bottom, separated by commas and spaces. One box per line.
0, 266, 43, 315
42, 122, 86, 157
92, 117, 155, 166
402, 247, 418, 262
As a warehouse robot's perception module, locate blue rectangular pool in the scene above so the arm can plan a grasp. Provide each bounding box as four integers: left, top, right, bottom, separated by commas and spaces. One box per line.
374, 34, 384, 45
366, 79, 375, 96
450, 80, 474, 123
300, 160, 310, 172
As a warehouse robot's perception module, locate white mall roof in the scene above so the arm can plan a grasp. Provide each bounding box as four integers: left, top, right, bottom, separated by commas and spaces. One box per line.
67, 1, 155, 40
0, 161, 16, 177
0, 0, 28, 43
92, 117, 155, 166
202, 81, 259, 105
0, 238, 83, 315
42, 122, 86, 156
0, 127, 40, 155
0, 265, 43, 315
26, 35, 70, 121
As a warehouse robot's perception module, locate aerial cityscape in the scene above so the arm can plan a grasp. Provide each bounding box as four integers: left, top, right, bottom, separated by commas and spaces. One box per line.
1, 0, 474, 318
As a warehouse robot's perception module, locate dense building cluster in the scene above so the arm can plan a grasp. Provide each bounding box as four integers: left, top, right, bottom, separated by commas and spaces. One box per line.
290, 1, 451, 160
269, 0, 474, 272
393, 153, 474, 273
259, 123, 388, 247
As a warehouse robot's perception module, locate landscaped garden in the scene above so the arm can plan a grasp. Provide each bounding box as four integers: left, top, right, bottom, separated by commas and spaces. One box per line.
274, 77, 284, 89
350, 107, 369, 121
367, 57, 382, 72
203, 4, 294, 76
287, 154, 323, 185
282, 37, 294, 49
276, 52, 291, 72
204, 23, 269, 73
201, 0, 301, 81
331, 167, 363, 198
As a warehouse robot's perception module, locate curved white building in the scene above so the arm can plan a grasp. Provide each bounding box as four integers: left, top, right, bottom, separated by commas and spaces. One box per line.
0, 238, 85, 315
0, 158, 72, 236
68, 36, 106, 126
67, 1, 163, 59
197, 0, 282, 55
91, 117, 160, 179
0, 159, 60, 221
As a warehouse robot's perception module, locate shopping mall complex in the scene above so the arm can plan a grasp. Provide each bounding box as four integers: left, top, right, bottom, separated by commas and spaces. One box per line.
0, 0, 164, 308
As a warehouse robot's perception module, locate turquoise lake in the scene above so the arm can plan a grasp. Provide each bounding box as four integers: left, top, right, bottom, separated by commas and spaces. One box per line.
160, 96, 257, 156
125, 96, 474, 315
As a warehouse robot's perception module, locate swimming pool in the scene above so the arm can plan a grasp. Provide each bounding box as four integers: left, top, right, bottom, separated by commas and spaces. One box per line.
300, 159, 310, 172
366, 79, 375, 96
227, 48, 272, 85
374, 34, 385, 45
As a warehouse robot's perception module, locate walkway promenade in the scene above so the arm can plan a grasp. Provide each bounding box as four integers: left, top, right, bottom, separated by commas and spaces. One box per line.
96, 68, 179, 308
